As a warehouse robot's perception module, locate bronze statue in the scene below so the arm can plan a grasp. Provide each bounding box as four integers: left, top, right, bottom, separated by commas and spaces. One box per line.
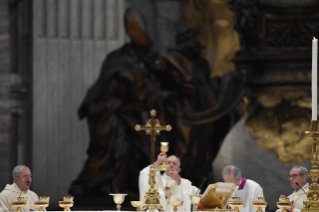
69, 8, 244, 200
69, 8, 163, 198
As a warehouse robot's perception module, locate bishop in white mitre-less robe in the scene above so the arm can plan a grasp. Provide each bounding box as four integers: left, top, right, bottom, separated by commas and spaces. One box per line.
275, 183, 309, 212
0, 183, 40, 212
139, 165, 198, 212
226, 178, 264, 212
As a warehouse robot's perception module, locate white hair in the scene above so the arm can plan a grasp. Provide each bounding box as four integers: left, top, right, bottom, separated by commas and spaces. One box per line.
222, 165, 241, 181
12, 165, 30, 179
167, 155, 181, 167
292, 165, 309, 181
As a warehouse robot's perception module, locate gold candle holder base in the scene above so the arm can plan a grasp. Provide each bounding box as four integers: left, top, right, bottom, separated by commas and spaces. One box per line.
302, 120, 319, 211
59, 201, 74, 211
252, 197, 267, 212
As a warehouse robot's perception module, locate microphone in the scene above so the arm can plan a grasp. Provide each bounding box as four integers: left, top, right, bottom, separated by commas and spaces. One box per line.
295, 182, 307, 195
196, 177, 207, 194
18, 181, 30, 197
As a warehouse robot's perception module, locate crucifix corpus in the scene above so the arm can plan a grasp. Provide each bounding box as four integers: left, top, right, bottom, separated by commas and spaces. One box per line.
135, 109, 172, 211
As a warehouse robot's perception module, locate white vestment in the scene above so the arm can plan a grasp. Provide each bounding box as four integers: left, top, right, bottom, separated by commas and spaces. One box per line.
139, 165, 198, 212
275, 183, 309, 212
0, 183, 40, 212
227, 178, 264, 212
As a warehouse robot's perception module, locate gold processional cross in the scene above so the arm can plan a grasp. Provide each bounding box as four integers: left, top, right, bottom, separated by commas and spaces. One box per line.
135, 109, 172, 211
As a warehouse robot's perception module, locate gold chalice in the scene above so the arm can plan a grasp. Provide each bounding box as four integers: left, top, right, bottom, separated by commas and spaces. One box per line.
277, 198, 292, 212
12, 197, 28, 212
34, 202, 49, 211
229, 197, 244, 212
59, 201, 74, 211
131, 201, 145, 211
190, 194, 202, 212
252, 197, 267, 212
59, 196, 74, 211
158, 142, 169, 171
168, 200, 183, 212
34, 196, 50, 211
109, 193, 127, 211
12, 202, 26, 212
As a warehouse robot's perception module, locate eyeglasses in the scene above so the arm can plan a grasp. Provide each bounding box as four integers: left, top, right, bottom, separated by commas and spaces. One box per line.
287, 174, 303, 180
19, 175, 33, 180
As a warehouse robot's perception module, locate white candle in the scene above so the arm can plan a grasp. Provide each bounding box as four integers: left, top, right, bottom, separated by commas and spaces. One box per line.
312, 37, 318, 121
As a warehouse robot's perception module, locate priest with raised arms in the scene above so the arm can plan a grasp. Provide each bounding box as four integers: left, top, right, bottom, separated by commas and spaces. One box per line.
139, 152, 198, 212
0, 165, 41, 212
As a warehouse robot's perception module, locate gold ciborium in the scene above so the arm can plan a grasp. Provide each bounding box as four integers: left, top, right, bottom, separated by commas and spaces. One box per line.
252, 197, 267, 212
158, 142, 169, 171
12, 197, 28, 212
131, 201, 145, 211
168, 200, 183, 212
109, 193, 127, 211
277, 198, 292, 212
190, 194, 202, 212
229, 197, 244, 212
34, 202, 49, 211
59, 196, 74, 211
59, 201, 74, 211
34, 196, 50, 211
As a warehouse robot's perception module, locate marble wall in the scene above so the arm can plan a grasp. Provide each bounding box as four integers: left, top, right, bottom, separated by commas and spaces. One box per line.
0, 0, 15, 189
32, 0, 125, 207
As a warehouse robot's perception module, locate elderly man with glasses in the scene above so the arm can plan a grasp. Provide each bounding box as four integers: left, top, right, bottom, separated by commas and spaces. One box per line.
0, 165, 41, 212
276, 165, 309, 212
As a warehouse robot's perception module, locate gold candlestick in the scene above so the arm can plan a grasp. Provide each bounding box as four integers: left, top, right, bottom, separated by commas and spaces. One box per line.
135, 109, 172, 211
302, 120, 319, 211
252, 197, 267, 212
158, 142, 169, 171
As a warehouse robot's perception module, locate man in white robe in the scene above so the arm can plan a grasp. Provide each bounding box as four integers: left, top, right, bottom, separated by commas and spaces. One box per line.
0, 165, 40, 212
223, 165, 264, 212
276, 166, 309, 212
139, 153, 198, 212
